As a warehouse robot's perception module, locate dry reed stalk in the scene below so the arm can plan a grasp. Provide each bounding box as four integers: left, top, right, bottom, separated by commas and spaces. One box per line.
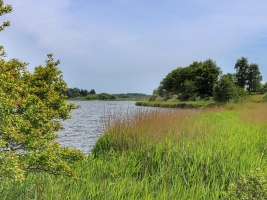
103, 107, 198, 148
239, 103, 267, 126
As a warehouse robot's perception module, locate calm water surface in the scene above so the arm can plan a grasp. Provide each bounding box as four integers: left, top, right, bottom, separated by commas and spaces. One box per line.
57, 101, 148, 154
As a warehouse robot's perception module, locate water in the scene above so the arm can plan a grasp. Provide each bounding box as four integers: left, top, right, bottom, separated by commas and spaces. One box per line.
57, 101, 147, 154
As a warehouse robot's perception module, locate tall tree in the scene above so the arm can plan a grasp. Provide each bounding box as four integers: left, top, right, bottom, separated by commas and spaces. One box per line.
158, 59, 221, 100
194, 59, 221, 97
247, 63, 262, 92
214, 75, 236, 102
234, 57, 249, 89
0, 1, 85, 180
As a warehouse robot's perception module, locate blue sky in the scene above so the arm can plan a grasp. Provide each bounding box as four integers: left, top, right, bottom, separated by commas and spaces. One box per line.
1, 0, 267, 94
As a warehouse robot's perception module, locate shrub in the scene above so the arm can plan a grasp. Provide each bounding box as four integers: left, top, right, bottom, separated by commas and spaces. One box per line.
262, 93, 267, 102
222, 168, 267, 199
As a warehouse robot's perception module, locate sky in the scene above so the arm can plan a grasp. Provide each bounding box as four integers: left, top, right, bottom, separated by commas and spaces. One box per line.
1, 0, 267, 94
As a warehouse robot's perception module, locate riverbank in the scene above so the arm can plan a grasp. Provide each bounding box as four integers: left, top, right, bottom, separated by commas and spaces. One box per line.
2, 102, 267, 199
135, 101, 214, 108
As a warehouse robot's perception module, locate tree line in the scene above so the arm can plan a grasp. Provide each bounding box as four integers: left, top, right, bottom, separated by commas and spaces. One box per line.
151, 57, 264, 103
66, 88, 150, 100
66, 88, 96, 98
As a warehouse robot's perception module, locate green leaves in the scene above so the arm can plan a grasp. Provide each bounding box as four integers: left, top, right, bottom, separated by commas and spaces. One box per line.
0, 54, 85, 181
0, 0, 12, 32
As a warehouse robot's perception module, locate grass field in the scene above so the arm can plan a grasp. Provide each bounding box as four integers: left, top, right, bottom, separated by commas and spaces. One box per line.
1, 102, 267, 199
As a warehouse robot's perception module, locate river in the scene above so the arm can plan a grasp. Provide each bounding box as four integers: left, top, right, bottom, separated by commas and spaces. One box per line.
57, 101, 152, 155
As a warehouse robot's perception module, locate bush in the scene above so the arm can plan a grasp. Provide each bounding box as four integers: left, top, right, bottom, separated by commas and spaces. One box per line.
262, 93, 267, 102
222, 168, 267, 199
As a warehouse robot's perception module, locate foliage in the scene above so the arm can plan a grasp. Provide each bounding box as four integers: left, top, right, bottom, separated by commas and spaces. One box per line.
214, 74, 237, 102
158, 59, 221, 101
259, 82, 267, 94
135, 101, 210, 108
262, 93, 267, 102
89, 89, 96, 94
148, 94, 157, 101
66, 87, 94, 98
0, 54, 86, 180
222, 168, 267, 199
235, 57, 249, 89
0, 0, 12, 32
0, 1, 85, 180
85, 93, 117, 100
247, 63, 262, 92
234, 57, 262, 92
233, 87, 249, 104
85, 94, 99, 100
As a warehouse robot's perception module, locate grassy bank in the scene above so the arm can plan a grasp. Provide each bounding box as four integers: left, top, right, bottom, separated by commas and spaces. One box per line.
1, 103, 267, 199
135, 101, 214, 108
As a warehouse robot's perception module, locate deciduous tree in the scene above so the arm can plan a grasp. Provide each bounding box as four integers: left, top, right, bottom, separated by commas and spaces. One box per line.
0, 1, 85, 181
234, 57, 249, 89
247, 63, 262, 92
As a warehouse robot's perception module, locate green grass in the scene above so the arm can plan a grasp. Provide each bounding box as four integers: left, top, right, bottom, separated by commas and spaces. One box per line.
1, 103, 267, 199
135, 101, 213, 108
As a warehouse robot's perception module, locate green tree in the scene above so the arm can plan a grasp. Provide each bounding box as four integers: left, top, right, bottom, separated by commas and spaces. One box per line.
67, 87, 80, 98
158, 59, 221, 100
234, 57, 249, 89
214, 75, 236, 102
89, 89, 96, 94
247, 63, 262, 92
194, 59, 221, 97
233, 87, 248, 104
86, 94, 99, 100
0, 54, 85, 180
180, 79, 196, 101
259, 82, 267, 94
0, 1, 85, 180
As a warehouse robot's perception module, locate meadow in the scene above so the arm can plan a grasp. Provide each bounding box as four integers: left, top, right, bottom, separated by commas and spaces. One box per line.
1, 101, 267, 199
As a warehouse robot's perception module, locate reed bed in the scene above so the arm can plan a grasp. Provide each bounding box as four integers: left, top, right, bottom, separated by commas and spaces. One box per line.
135, 101, 211, 108
2, 103, 267, 199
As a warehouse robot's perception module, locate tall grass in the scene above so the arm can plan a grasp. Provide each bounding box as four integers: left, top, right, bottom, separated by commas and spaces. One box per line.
1, 103, 267, 199
135, 101, 211, 108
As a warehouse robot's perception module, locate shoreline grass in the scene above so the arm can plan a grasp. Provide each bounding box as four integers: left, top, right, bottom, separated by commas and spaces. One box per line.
135, 101, 214, 108
1, 102, 267, 199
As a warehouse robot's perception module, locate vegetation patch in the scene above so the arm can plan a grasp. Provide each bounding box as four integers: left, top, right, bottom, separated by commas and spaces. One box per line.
135, 101, 211, 108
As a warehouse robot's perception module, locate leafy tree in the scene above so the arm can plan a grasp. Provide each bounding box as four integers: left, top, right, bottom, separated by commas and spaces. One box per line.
158, 59, 221, 100
180, 80, 196, 101
86, 94, 99, 100
259, 82, 267, 94
89, 89, 96, 94
234, 57, 249, 89
0, 1, 85, 180
247, 63, 262, 92
262, 93, 267, 102
233, 87, 248, 104
79, 89, 88, 97
0, 54, 85, 180
194, 59, 221, 97
234, 57, 262, 93
67, 87, 80, 98
214, 75, 236, 102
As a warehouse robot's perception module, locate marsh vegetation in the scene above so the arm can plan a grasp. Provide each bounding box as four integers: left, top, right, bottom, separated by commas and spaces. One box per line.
2, 101, 267, 199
